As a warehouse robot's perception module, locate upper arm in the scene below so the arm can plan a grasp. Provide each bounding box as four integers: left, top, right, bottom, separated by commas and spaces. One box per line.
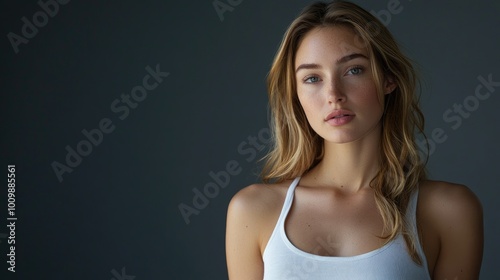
225, 185, 266, 280
429, 183, 484, 280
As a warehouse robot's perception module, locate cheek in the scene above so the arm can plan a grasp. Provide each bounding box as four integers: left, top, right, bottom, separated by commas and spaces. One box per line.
298, 92, 322, 120
359, 91, 379, 106
354, 84, 383, 112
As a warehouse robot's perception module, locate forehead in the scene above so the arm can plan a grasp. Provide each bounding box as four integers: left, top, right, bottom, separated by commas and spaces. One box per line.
295, 25, 368, 64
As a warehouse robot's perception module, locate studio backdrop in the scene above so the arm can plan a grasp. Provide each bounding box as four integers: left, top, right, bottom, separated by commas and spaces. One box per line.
1, 0, 499, 279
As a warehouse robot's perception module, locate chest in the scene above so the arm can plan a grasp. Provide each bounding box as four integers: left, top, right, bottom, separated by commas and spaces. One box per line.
284, 187, 387, 257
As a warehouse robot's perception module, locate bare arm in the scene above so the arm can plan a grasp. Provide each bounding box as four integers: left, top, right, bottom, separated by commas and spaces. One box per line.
429, 183, 484, 280
225, 185, 266, 280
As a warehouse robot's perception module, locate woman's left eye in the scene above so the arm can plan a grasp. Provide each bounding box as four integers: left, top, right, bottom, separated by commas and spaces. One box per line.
346, 66, 363, 75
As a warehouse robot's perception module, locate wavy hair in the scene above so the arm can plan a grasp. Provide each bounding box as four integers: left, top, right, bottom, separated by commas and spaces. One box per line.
261, 0, 427, 264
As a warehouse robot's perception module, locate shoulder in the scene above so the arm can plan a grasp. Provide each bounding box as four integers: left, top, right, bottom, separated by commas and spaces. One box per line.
418, 180, 483, 222
226, 181, 291, 250
417, 180, 484, 278
227, 182, 289, 224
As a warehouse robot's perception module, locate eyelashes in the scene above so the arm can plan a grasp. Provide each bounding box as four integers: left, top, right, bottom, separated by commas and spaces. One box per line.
346, 66, 364, 75
301, 65, 365, 84
304, 76, 321, 83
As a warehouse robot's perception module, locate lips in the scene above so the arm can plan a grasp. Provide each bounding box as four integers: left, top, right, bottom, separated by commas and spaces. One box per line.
325, 109, 355, 121
324, 109, 355, 126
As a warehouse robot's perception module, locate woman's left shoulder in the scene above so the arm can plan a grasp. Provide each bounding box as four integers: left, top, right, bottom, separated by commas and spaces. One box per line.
417, 179, 483, 243
417, 180, 484, 278
417, 180, 483, 217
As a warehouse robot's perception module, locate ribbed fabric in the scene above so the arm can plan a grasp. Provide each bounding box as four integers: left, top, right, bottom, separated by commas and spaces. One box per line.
263, 177, 431, 280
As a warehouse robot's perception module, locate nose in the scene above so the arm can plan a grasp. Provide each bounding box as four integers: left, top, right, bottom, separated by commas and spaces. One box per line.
327, 81, 346, 104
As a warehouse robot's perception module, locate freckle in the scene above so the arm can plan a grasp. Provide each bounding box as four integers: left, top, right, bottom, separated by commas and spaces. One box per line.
341, 185, 344, 188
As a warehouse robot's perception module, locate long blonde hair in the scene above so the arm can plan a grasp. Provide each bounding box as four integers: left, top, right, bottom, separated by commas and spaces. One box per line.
261, 1, 427, 264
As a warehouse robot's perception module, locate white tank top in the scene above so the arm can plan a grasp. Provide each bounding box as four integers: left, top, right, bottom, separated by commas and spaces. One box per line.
263, 177, 431, 279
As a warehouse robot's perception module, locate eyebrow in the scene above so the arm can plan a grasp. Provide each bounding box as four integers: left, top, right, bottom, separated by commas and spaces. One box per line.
295, 53, 368, 73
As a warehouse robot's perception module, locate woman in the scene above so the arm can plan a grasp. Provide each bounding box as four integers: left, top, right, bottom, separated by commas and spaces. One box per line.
225, 1, 483, 279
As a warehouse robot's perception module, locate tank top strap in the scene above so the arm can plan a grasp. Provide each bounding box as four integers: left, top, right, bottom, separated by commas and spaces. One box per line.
406, 187, 420, 235
405, 186, 429, 270
275, 177, 301, 226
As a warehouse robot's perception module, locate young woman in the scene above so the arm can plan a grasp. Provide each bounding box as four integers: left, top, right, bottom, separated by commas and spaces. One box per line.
226, 1, 483, 279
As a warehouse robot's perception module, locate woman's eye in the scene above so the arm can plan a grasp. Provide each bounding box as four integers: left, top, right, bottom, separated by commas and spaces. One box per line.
304, 76, 320, 83
347, 67, 363, 75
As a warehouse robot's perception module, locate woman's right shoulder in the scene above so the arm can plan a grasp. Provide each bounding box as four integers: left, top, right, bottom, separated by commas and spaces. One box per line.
226, 181, 292, 253
228, 181, 290, 217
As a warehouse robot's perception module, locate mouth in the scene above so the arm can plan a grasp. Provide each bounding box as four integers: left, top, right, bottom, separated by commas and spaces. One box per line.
324, 109, 355, 121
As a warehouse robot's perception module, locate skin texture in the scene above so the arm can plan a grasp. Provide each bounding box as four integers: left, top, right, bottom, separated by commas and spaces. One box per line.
225, 26, 483, 280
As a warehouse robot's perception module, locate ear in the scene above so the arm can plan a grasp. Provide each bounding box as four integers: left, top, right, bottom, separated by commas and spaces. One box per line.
383, 75, 397, 95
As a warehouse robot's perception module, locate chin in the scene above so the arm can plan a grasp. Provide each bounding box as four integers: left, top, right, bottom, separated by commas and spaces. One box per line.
322, 135, 360, 144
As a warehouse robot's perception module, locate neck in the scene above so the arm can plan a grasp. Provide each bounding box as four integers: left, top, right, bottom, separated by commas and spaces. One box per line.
307, 125, 382, 193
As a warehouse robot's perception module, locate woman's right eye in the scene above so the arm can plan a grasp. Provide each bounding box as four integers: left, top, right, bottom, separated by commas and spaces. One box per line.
304, 76, 320, 83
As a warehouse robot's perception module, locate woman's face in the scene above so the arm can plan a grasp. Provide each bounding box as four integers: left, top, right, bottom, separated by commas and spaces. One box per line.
295, 26, 395, 144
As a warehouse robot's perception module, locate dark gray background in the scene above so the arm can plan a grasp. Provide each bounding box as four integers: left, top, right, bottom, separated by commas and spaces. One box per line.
1, 0, 498, 279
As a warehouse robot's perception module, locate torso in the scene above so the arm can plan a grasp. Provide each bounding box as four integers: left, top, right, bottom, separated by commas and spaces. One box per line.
256, 178, 441, 276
